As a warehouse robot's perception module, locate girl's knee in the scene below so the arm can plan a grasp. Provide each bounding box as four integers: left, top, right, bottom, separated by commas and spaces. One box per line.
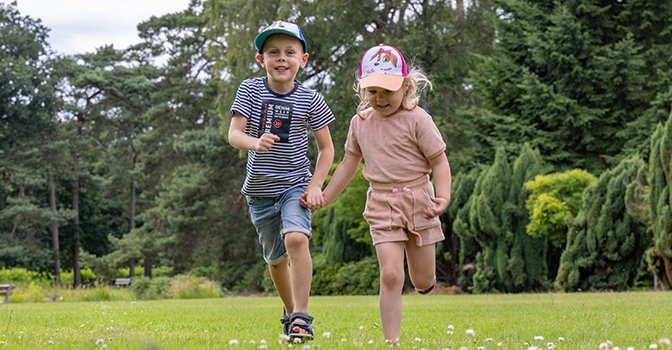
380, 267, 405, 289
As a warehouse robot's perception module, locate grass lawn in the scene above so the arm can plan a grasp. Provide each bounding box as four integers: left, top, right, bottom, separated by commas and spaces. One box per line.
1, 291, 671, 349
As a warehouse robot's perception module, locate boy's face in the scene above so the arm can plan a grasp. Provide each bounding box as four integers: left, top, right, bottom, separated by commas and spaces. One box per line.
256, 34, 309, 92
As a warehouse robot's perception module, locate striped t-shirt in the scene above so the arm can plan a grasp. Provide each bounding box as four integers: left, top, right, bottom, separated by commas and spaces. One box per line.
230, 77, 335, 196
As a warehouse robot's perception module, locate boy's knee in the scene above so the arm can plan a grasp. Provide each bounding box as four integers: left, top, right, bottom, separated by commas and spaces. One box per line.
284, 231, 309, 250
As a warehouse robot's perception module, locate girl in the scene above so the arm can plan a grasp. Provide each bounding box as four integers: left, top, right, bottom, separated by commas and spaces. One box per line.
302, 44, 451, 343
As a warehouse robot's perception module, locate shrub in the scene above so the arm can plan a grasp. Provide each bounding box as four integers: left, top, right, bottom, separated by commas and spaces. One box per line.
0, 267, 48, 283
9, 282, 45, 303
172, 275, 222, 299
130, 276, 173, 300
61, 268, 99, 286
312, 256, 379, 295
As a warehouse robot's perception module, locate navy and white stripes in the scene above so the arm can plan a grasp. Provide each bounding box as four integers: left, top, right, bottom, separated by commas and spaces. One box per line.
230, 77, 334, 196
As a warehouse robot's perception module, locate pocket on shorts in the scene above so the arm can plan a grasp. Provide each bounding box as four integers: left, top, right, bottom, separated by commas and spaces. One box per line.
362, 188, 392, 230
412, 185, 441, 231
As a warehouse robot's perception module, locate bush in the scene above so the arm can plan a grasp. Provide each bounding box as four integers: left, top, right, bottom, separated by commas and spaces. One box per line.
232, 261, 275, 294
312, 256, 379, 295
172, 275, 222, 299
61, 268, 99, 286
0, 267, 48, 283
130, 276, 173, 300
9, 282, 45, 303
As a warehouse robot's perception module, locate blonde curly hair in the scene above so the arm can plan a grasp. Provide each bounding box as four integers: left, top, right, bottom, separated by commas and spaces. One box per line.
354, 65, 433, 118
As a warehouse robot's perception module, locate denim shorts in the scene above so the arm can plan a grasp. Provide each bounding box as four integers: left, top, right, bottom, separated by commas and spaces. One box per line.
246, 186, 312, 265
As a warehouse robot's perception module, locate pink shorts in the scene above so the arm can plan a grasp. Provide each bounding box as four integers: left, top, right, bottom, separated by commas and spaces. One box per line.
363, 175, 445, 247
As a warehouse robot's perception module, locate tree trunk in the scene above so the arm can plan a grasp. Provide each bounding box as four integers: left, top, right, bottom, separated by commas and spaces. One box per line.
144, 258, 152, 278
129, 169, 136, 278
456, 0, 463, 19
72, 151, 81, 287
48, 172, 61, 287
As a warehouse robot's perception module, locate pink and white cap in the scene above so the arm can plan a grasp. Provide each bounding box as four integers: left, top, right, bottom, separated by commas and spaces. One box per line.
359, 44, 408, 91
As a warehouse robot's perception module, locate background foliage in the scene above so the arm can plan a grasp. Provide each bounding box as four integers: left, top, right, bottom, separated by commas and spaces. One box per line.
2, 0, 672, 294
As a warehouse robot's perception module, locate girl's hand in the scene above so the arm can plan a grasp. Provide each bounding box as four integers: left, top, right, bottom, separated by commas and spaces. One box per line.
424, 197, 449, 219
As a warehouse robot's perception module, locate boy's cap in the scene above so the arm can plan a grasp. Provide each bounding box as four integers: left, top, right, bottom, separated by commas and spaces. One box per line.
359, 44, 408, 91
255, 21, 307, 54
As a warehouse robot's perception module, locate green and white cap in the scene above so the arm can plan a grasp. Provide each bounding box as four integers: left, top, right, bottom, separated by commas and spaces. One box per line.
254, 21, 307, 54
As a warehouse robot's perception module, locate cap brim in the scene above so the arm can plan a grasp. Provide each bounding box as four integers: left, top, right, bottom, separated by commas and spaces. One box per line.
360, 75, 404, 91
255, 30, 305, 53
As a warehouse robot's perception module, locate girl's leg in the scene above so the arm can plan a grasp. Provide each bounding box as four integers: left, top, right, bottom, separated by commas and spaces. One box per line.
374, 241, 406, 342
405, 242, 436, 291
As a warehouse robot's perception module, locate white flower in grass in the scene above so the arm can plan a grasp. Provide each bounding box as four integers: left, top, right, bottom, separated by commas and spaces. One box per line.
486, 338, 493, 342
96, 339, 105, 345
415, 337, 422, 342
558, 337, 565, 342
627, 347, 635, 350
260, 340, 266, 344
259, 346, 267, 349
534, 336, 544, 341
302, 345, 310, 350
466, 329, 475, 337
528, 347, 539, 350
249, 340, 255, 346
650, 344, 658, 350
599, 342, 610, 349
322, 332, 330, 338
341, 338, 347, 342
547, 342, 555, 349
359, 325, 364, 330
460, 347, 468, 350
48, 340, 54, 345
293, 337, 302, 344
229, 339, 239, 346
660, 339, 671, 347
448, 325, 454, 331
477, 347, 485, 350
278, 335, 290, 345
613, 347, 620, 350
498, 342, 503, 347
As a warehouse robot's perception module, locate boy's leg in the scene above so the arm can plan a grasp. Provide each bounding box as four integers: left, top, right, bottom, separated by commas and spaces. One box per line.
268, 257, 294, 315
374, 241, 406, 342
284, 231, 312, 334
405, 242, 436, 291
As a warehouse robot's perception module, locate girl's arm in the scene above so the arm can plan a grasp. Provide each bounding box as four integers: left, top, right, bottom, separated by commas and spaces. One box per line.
425, 152, 452, 218
322, 153, 363, 204
303, 126, 335, 209
228, 112, 280, 151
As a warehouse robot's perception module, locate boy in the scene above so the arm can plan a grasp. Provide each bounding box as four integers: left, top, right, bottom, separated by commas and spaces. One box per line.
228, 21, 334, 340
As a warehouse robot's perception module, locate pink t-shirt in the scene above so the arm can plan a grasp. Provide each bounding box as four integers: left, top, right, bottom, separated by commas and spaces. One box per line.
345, 107, 446, 184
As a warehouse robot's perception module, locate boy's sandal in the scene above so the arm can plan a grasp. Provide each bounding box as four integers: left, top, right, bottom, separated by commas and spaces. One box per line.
415, 276, 437, 295
281, 308, 291, 335
288, 312, 314, 340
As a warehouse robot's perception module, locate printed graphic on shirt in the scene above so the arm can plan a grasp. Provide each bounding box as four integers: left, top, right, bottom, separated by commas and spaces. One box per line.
258, 99, 292, 143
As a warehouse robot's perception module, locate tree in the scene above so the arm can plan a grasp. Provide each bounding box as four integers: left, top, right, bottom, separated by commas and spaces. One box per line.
458, 145, 546, 293
524, 170, 597, 248
469, 0, 672, 172
556, 156, 650, 291
644, 114, 672, 289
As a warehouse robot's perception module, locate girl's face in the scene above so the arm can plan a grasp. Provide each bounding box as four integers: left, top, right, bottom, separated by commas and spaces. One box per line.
365, 86, 406, 117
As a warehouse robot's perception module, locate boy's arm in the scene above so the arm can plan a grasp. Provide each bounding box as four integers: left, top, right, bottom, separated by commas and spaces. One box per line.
425, 152, 452, 218
322, 152, 363, 204
303, 126, 334, 209
228, 111, 279, 151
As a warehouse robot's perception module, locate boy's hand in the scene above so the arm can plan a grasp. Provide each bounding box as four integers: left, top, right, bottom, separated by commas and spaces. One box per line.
424, 197, 449, 219
299, 188, 327, 210
255, 133, 280, 152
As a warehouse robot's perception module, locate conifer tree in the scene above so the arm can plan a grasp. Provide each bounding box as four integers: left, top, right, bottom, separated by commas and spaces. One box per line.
645, 114, 672, 288
460, 145, 546, 293
557, 156, 650, 291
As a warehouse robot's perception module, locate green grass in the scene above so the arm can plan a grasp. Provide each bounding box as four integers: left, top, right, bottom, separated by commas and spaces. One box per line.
1, 291, 671, 349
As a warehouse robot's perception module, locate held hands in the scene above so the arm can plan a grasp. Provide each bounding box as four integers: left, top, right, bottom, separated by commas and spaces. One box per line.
424, 197, 449, 219
255, 133, 280, 152
299, 187, 328, 210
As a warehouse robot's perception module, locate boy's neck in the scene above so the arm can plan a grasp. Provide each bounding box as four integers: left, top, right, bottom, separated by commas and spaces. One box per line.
266, 77, 296, 95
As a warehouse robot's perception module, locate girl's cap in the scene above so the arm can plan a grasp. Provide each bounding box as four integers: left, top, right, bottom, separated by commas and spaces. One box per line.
359, 44, 408, 91
255, 21, 307, 54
